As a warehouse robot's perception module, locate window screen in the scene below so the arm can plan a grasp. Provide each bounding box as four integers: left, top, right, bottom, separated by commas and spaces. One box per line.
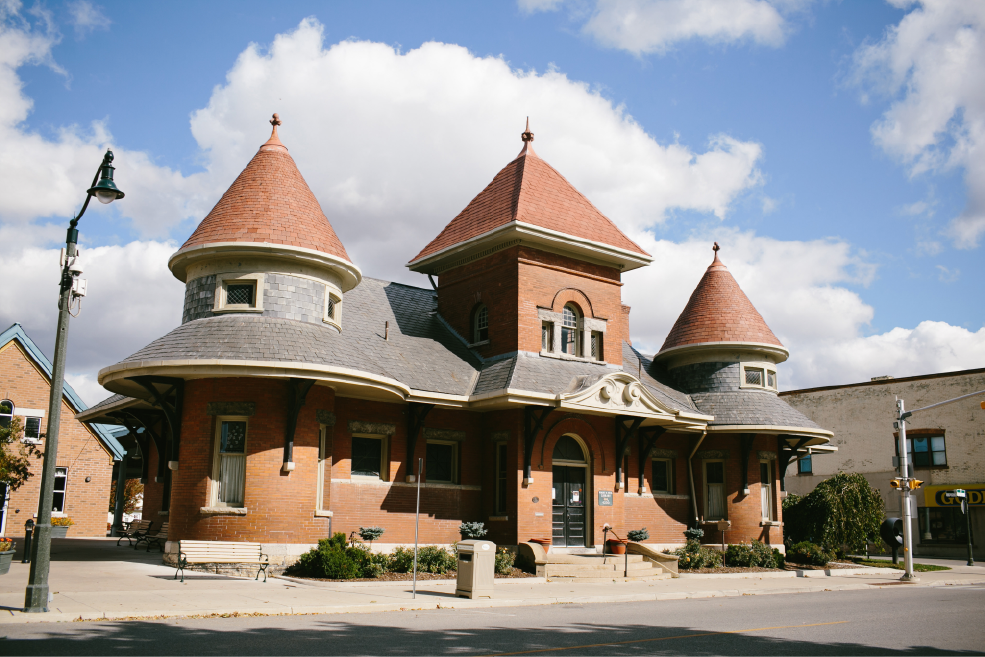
226, 284, 254, 306
52, 467, 68, 513
327, 296, 336, 320
351, 436, 383, 477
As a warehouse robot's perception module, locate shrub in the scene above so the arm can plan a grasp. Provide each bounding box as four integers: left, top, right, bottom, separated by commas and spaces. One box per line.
391, 545, 457, 574
287, 532, 377, 580
359, 526, 385, 546
459, 522, 487, 540
773, 548, 785, 569
673, 539, 722, 570
727, 541, 779, 568
786, 541, 835, 567
627, 528, 649, 542
494, 547, 516, 574
783, 473, 884, 554
683, 527, 704, 542
51, 517, 74, 527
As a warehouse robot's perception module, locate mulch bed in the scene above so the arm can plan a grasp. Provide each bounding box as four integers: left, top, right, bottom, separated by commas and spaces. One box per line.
293, 567, 536, 583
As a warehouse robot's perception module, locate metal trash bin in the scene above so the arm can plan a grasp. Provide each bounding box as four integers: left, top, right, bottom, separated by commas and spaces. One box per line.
456, 540, 496, 599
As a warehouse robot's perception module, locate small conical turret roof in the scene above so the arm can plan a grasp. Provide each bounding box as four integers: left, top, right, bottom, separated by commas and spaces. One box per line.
408, 119, 648, 267
658, 243, 782, 354
177, 114, 351, 262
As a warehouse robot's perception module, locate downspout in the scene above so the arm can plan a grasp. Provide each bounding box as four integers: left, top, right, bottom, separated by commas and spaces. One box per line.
687, 430, 707, 526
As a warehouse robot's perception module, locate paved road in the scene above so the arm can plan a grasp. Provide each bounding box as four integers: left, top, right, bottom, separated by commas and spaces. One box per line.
1, 585, 982, 655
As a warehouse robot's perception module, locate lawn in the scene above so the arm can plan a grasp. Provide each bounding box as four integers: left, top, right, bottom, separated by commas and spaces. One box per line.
852, 559, 951, 572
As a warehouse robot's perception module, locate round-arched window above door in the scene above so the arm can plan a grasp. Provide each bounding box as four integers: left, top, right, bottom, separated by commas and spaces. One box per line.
552, 435, 586, 463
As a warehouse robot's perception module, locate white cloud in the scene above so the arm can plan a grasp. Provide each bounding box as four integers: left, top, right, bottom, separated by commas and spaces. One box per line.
851, 0, 985, 248
0, 241, 184, 394
518, 0, 567, 14
189, 19, 766, 284
66, 1, 108, 38
935, 264, 959, 283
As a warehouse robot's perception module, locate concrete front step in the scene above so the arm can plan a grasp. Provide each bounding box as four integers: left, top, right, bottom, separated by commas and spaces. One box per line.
549, 572, 673, 583
547, 562, 657, 576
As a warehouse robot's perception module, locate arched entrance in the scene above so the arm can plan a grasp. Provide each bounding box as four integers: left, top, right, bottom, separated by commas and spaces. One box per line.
552, 434, 590, 547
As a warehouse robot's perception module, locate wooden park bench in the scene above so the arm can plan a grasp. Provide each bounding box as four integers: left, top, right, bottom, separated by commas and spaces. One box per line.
174, 540, 269, 583
139, 521, 169, 552
116, 519, 152, 547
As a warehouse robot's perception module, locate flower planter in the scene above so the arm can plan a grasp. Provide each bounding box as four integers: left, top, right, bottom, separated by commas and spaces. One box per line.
529, 538, 553, 551
50, 526, 69, 538
607, 539, 628, 555
0, 549, 15, 575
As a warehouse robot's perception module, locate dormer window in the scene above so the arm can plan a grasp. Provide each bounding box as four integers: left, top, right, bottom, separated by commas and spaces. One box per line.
562, 304, 582, 357
741, 363, 778, 390
472, 304, 489, 344
324, 288, 343, 330
213, 273, 265, 313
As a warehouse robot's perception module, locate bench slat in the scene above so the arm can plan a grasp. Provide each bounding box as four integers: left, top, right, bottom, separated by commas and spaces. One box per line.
178, 539, 267, 565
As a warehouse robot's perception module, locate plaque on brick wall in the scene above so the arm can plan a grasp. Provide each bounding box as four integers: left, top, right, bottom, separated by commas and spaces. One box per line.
597, 490, 613, 506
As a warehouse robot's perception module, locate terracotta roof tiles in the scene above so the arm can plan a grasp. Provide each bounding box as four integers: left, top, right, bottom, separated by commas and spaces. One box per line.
659, 245, 782, 352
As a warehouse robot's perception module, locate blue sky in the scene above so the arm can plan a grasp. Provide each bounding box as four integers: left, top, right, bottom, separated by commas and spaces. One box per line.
1, 0, 983, 404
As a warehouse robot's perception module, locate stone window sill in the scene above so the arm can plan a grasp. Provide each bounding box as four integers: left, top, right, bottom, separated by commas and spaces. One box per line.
314, 509, 333, 518
488, 515, 509, 522
213, 307, 263, 314
760, 520, 782, 527
468, 339, 490, 348
200, 506, 247, 515
539, 350, 603, 364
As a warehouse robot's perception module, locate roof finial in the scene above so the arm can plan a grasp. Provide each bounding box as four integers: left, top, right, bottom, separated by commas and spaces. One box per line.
522, 117, 534, 143
709, 241, 725, 269
518, 117, 537, 158
261, 113, 287, 151
713, 242, 719, 253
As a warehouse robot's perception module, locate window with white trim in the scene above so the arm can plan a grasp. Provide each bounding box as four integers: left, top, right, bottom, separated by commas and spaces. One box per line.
52, 467, 68, 514
561, 304, 582, 357
23, 417, 42, 442
324, 290, 342, 327
213, 273, 264, 313
473, 304, 489, 343
351, 434, 387, 480
798, 453, 812, 474
541, 322, 553, 352
0, 400, 12, 428
212, 418, 248, 507
426, 440, 458, 484
741, 363, 778, 390
704, 460, 726, 521
760, 460, 774, 520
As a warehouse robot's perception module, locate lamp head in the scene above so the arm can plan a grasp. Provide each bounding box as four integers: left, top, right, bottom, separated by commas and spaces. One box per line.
87, 149, 125, 204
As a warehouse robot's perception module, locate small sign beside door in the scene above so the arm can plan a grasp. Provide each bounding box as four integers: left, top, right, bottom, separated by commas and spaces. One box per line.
597, 490, 613, 506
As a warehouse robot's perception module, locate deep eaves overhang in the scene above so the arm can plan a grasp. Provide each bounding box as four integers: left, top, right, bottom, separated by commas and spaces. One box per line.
169, 241, 363, 291
654, 340, 790, 365
406, 221, 654, 275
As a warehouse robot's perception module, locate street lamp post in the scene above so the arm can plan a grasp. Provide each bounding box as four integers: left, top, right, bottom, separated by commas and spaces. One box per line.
24, 150, 124, 613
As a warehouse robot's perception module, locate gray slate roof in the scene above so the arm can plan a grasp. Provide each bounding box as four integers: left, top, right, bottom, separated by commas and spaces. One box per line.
689, 389, 823, 431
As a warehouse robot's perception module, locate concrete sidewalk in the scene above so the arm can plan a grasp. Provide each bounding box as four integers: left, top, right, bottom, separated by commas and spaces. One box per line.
1, 538, 982, 624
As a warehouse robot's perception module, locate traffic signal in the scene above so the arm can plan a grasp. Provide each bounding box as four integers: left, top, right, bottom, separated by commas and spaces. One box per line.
908, 479, 924, 490
890, 478, 902, 489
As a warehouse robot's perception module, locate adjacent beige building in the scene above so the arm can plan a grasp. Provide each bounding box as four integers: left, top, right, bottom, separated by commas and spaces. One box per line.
779, 368, 985, 560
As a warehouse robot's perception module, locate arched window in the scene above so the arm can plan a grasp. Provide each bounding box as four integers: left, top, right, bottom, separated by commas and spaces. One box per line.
473, 304, 489, 343
0, 400, 12, 428
561, 304, 582, 356
552, 435, 587, 463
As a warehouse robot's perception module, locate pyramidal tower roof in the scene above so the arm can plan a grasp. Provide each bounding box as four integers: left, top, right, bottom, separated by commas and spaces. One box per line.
177, 114, 352, 263
407, 120, 650, 271
658, 243, 783, 355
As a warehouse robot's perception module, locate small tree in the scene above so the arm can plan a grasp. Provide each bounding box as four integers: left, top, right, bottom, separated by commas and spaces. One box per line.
459, 522, 487, 540
359, 526, 385, 548
627, 528, 649, 542
108, 479, 144, 514
0, 416, 41, 491
783, 472, 884, 554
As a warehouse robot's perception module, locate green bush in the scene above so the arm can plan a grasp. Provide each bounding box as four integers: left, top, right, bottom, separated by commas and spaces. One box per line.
772, 548, 785, 569
786, 541, 835, 567
459, 522, 487, 540
627, 528, 650, 542
783, 473, 884, 554
391, 546, 457, 574
683, 527, 704, 542
358, 526, 385, 545
287, 532, 377, 579
673, 540, 723, 570
494, 547, 516, 574
723, 542, 778, 568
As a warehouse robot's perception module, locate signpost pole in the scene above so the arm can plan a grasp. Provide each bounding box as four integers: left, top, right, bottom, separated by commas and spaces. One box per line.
896, 399, 917, 581
412, 457, 422, 600
964, 498, 974, 567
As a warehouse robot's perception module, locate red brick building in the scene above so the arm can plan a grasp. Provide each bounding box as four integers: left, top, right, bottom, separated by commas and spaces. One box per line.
77, 117, 831, 563
1, 323, 124, 538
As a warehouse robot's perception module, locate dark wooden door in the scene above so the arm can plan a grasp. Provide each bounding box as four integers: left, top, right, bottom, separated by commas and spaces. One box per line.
552, 466, 586, 547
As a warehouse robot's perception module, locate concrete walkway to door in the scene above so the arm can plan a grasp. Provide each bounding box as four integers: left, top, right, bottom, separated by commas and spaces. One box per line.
0, 538, 982, 624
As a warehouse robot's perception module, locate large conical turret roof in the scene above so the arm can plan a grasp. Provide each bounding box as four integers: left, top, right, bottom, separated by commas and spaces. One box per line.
177, 114, 351, 262
659, 244, 782, 354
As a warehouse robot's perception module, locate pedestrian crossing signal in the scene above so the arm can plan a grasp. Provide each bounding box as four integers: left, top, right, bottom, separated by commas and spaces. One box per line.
890, 479, 902, 489
908, 479, 924, 490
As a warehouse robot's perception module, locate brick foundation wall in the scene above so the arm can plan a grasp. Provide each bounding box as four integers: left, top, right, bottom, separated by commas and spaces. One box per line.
0, 341, 115, 538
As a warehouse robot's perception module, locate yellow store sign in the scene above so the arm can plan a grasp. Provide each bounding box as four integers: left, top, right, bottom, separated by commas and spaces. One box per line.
924, 484, 985, 508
